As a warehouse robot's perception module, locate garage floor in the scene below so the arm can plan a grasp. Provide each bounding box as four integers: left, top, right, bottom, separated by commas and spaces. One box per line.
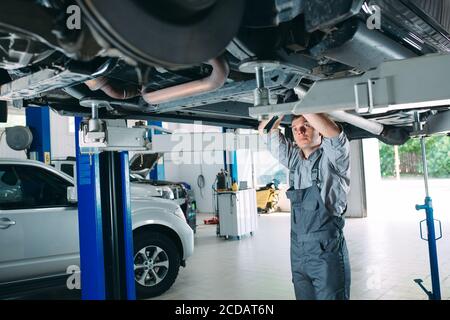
20, 179, 449, 300
154, 179, 450, 300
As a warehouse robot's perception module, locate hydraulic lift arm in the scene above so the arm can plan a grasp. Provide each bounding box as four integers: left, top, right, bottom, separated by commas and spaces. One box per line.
248, 53, 450, 118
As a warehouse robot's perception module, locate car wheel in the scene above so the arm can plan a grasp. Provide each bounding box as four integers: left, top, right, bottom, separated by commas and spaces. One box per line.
78, 0, 245, 67
133, 232, 181, 299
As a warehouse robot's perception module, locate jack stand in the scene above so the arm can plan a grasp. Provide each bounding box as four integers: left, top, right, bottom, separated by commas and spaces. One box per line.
413, 279, 433, 299
239, 60, 280, 121
87, 100, 102, 133
254, 66, 270, 109
79, 99, 108, 147
413, 112, 442, 300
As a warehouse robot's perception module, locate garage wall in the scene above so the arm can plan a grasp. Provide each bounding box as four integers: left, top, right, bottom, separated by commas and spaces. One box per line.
163, 122, 225, 214
0, 107, 27, 160
165, 152, 225, 214
50, 111, 75, 159
361, 138, 382, 217
165, 127, 272, 214
346, 140, 368, 218
0, 108, 75, 161
0, 136, 27, 159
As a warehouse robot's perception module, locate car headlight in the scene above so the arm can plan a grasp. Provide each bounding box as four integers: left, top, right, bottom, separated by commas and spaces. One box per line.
174, 206, 186, 222
160, 187, 174, 200
154, 187, 163, 197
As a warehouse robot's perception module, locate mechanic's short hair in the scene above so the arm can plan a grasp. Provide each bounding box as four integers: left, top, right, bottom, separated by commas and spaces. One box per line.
291, 114, 304, 123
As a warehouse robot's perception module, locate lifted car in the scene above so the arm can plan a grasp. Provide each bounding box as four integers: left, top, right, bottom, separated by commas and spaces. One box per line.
0, 0, 449, 142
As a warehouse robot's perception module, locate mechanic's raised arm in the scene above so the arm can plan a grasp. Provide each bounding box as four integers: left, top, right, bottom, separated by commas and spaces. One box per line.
259, 116, 297, 168
301, 113, 341, 138
303, 113, 350, 175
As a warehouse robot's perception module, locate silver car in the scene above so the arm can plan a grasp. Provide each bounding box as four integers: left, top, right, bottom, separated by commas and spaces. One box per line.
0, 159, 194, 299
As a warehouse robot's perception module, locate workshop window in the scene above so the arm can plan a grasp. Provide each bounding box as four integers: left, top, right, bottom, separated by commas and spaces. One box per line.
68, 117, 75, 133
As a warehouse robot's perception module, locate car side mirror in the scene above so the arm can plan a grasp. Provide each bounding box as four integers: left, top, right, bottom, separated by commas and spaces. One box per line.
67, 186, 78, 204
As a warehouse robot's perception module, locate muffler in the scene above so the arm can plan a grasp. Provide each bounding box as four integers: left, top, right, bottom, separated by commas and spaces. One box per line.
310, 19, 417, 71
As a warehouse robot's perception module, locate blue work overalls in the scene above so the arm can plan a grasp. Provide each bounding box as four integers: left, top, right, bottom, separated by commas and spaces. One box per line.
286, 151, 351, 300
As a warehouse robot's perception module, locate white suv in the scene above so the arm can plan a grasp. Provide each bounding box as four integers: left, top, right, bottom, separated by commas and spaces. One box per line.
51, 158, 174, 200
0, 159, 194, 299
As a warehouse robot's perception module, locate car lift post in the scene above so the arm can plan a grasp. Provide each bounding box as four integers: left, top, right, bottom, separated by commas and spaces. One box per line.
75, 110, 136, 299
413, 113, 442, 300
221, 127, 239, 184
25, 106, 51, 164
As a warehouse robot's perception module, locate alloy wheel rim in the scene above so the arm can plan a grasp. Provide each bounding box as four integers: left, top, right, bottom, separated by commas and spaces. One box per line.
134, 245, 169, 287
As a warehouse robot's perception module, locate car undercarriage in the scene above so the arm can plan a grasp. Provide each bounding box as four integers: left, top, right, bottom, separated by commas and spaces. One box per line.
1, 0, 450, 144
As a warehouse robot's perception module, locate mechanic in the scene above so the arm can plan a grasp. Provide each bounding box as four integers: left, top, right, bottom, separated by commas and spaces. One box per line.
259, 113, 351, 300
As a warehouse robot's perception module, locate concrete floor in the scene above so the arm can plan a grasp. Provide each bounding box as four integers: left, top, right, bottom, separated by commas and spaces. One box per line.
154, 178, 450, 300
22, 179, 449, 300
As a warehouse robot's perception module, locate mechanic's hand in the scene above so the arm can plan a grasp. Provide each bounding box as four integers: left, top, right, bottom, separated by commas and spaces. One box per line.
258, 116, 284, 135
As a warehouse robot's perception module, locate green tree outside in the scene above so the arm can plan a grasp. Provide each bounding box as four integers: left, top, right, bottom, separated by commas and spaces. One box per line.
379, 135, 450, 178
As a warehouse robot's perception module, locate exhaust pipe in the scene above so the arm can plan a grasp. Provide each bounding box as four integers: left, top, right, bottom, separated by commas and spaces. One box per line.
294, 86, 409, 145
85, 77, 140, 100
329, 110, 411, 145
142, 57, 229, 105
294, 85, 384, 136
328, 111, 409, 146
328, 110, 384, 136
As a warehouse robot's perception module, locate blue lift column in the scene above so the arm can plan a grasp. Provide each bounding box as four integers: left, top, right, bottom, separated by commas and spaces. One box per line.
222, 127, 238, 184
230, 151, 238, 184
148, 121, 165, 181
75, 117, 135, 300
25, 106, 51, 164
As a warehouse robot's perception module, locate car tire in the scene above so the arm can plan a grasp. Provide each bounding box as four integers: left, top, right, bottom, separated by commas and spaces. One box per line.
133, 232, 181, 299
79, 0, 245, 67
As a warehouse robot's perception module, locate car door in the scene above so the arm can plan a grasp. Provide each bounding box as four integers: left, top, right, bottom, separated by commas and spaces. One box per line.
0, 163, 79, 284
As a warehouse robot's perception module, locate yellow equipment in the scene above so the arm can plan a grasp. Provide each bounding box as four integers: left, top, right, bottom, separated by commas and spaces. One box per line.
256, 187, 279, 213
